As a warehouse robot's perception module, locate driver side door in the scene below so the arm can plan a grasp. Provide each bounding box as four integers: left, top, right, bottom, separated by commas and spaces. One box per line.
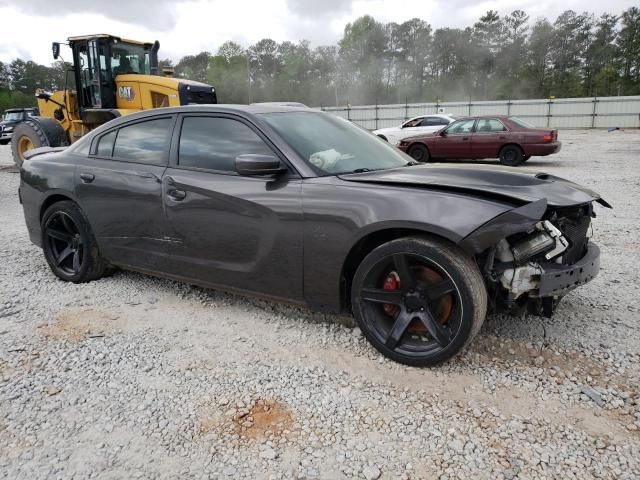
430, 119, 476, 158
162, 114, 305, 302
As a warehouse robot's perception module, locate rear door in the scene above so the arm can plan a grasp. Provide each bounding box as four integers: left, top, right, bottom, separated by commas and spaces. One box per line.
430, 118, 476, 158
76, 116, 174, 269
161, 114, 304, 301
472, 118, 509, 158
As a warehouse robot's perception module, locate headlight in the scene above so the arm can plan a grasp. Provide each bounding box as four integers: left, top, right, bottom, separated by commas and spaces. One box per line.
511, 231, 555, 264
3, 126, 12, 132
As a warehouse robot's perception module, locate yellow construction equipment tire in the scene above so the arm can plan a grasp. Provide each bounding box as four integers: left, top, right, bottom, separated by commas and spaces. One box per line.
11, 118, 68, 167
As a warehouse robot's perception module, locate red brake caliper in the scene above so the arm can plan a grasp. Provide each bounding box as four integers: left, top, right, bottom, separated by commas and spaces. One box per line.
383, 271, 400, 316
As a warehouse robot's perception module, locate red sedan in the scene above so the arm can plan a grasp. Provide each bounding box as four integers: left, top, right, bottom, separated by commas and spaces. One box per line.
397, 116, 561, 166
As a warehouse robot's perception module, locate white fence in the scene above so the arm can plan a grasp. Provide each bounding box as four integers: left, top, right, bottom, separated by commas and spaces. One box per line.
321, 96, 640, 130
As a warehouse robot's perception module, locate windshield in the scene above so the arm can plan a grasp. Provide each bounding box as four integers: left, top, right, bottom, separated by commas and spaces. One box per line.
111, 43, 151, 76
4, 112, 23, 122
260, 112, 411, 175
509, 116, 535, 129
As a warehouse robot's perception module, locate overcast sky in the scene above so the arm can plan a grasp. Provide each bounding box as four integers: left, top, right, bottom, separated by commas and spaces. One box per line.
0, 0, 637, 64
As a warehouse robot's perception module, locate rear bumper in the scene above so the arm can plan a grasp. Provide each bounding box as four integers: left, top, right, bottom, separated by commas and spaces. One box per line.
537, 243, 600, 297
524, 141, 561, 156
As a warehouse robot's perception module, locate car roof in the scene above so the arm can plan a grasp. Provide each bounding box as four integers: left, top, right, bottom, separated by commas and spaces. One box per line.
137, 104, 311, 116
456, 115, 511, 120
80, 104, 320, 139
251, 102, 308, 108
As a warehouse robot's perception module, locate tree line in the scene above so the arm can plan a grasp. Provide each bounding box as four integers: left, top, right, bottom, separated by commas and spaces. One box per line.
1, 7, 639, 111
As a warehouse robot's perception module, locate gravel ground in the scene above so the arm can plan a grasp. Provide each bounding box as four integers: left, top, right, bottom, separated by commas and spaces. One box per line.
1, 130, 639, 480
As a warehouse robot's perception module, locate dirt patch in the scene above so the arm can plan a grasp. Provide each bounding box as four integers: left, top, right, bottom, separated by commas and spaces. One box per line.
199, 398, 295, 442
39, 309, 120, 342
232, 399, 294, 440
472, 335, 610, 380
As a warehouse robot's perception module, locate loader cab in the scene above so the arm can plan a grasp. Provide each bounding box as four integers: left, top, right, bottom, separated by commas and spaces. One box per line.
67, 35, 159, 122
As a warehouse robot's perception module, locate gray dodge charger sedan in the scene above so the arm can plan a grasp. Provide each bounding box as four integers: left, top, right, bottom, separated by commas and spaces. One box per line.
18, 105, 609, 366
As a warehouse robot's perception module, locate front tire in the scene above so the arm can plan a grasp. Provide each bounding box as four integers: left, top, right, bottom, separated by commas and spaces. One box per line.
407, 144, 430, 162
351, 236, 487, 366
11, 118, 68, 167
41, 201, 108, 283
499, 145, 524, 166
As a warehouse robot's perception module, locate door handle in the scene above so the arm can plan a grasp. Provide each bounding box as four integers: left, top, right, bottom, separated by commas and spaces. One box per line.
462, 137, 469, 141
167, 189, 186, 201
133, 171, 160, 182
80, 173, 95, 183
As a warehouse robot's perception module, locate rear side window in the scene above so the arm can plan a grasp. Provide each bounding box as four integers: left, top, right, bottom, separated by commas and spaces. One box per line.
112, 117, 172, 164
96, 130, 116, 157
178, 116, 273, 172
421, 117, 448, 126
476, 119, 506, 132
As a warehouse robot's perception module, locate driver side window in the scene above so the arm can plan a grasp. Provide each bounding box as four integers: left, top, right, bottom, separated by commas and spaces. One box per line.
403, 118, 422, 128
445, 119, 476, 134
178, 116, 274, 173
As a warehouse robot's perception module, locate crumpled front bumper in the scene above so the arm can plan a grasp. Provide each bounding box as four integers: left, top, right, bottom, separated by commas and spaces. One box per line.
536, 243, 600, 297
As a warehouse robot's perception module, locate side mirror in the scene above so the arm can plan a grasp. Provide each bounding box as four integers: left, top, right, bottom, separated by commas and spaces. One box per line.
52, 42, 60, 60
439, 129, 448, 137
235, 154, 286, 176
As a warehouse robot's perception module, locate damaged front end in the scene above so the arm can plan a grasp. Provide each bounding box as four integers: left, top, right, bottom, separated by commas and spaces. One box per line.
461, 198, 607, 317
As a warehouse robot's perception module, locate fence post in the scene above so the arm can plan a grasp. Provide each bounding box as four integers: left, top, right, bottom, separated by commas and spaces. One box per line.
507, 100, 511, 116
591, 97, 597, 128
468, 100, 472, 116
347, 104, 351, 121
375, 103, 379, 130
546, 98, 553, 127
405, 98, 409, 121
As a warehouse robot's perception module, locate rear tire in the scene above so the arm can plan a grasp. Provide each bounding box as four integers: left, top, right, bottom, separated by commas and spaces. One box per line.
499, 145, 524, 166
41, 201, 108, 283
11, 118, 68, 167
408, 144, 430, 162
351, 236, 487, 366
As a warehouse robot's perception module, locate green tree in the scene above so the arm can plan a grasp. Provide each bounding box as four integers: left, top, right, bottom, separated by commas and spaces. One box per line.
618, 7, 640, 94
208, 41, 249, 103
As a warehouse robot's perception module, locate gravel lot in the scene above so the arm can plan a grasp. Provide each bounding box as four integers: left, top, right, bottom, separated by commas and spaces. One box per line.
1, 130, 639, 479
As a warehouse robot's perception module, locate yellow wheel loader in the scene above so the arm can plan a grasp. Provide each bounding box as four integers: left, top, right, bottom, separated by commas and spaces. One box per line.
11, 34, 217, 165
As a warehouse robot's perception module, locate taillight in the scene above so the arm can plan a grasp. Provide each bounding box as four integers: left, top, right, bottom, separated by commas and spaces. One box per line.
542, 134, 553, 142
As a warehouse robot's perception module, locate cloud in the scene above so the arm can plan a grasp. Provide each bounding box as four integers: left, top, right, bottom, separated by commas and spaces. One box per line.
286, 0, 354, 18
0, 0, 181, 29
0, 0, 638, 65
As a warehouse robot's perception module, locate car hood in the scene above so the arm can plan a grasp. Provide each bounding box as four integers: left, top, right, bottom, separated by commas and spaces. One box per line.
338, 164, 611, 208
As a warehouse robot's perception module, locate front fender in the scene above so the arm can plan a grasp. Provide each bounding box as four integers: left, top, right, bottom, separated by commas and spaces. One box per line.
458, 198, 548, 254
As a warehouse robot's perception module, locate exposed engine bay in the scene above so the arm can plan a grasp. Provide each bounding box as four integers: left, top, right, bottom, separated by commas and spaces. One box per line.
486, 203, 598, 317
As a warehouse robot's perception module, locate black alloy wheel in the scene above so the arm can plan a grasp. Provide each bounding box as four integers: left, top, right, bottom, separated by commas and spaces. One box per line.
352, 237, 487, 366
41, 201, 108, 283
407, 144, 430, 162
44, 211, 84, 276
499, 145, 524, 166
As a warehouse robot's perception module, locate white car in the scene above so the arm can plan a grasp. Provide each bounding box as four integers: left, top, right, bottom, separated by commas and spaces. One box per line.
373, 114, 457, 145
